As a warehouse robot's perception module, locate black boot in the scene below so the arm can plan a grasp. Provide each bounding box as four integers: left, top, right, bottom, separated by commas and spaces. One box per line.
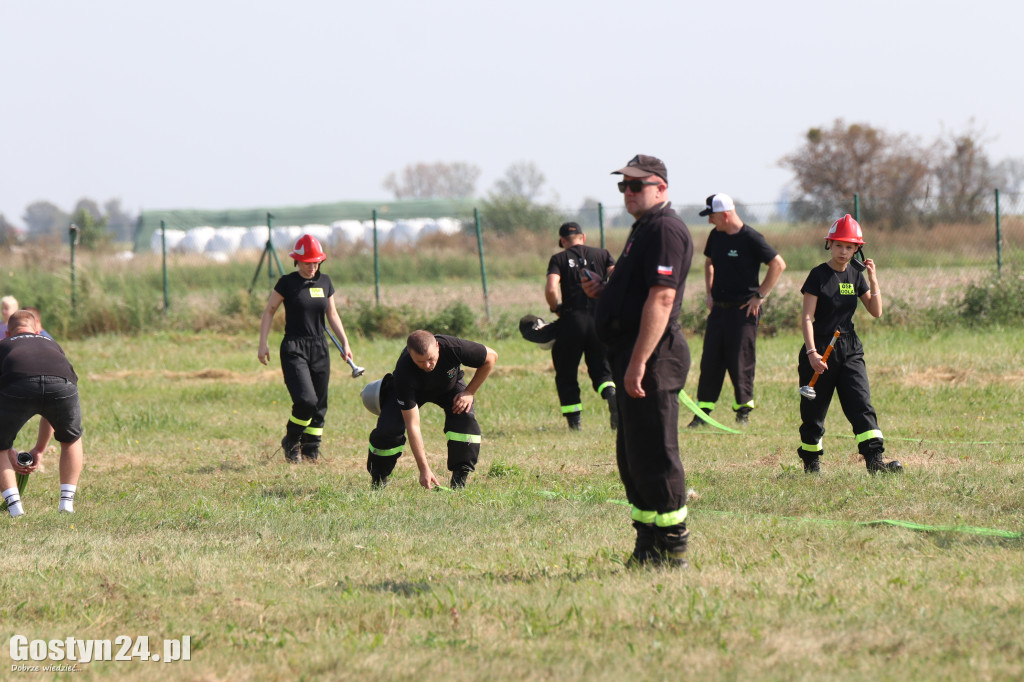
300, 442, 320, 464
281, 425, 304, 463
798, 448, 820, 474
626, 522, 659, 567
865, 455, 903, 474
654, 524, 689, 569
371, 475, 388, 489
449, 466, 472, 489
735, 406, 752, 425
863, 440, 902, 475
601, 386, 618, 431
565, 412, 581, 431
687, 408, 710, 428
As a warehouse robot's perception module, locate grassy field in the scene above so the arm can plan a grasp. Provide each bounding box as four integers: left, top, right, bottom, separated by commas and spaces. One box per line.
1, 301, 1023, 680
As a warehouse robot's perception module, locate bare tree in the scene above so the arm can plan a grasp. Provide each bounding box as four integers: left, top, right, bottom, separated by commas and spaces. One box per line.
780, 119, 931, 228
492, 161, 546, 201
932, 123, 1002, 222
382, 161, 481, 199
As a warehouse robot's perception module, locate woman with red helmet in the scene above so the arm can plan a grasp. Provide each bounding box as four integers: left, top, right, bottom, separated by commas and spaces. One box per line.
796, 215, 902, 475
258, 234, 354, 463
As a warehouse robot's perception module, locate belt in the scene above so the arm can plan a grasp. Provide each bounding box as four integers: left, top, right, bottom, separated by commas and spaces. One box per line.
713, 300, 746, 309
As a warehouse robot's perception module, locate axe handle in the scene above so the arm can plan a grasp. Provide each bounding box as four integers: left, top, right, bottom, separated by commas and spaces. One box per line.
806, 329, 841, 388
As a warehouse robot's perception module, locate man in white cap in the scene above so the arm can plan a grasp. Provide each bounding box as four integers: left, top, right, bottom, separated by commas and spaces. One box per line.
689, 193, 786, 426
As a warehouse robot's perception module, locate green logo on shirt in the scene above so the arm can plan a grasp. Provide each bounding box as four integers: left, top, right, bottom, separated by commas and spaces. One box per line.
839, 283, 855, 295
309, 288, 325, 298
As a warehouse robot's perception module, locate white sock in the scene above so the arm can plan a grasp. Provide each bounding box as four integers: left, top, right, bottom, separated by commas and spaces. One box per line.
3, 487, 24, 517
59, 484, 77, 513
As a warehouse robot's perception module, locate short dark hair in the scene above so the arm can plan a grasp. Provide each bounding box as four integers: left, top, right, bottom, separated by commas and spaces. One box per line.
407, 330, 436, 355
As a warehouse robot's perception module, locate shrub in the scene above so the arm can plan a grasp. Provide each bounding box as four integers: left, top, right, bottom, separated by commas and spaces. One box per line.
956, 271, 1024, 327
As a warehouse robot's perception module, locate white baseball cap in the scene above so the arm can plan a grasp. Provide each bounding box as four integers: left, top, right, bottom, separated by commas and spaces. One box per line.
699, 193, 736, 216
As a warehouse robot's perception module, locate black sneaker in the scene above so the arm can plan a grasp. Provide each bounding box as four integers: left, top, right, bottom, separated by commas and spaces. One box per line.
450, 468, 470, 489
281, 436, 301, 463
371, 475, 388, 489
602, 387, 618, 431
565, 413, 582, 431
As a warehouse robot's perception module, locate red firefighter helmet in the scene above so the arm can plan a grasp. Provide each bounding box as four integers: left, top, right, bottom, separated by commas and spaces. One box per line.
825, 214, 865, 245
289, 234, 327, 263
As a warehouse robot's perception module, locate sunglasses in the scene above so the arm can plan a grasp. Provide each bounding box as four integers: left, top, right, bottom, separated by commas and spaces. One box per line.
617, 179, 661, 194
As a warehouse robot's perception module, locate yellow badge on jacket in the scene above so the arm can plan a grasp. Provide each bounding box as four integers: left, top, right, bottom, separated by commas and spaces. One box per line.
309, 288, 325, 298
838, 283, 855, 295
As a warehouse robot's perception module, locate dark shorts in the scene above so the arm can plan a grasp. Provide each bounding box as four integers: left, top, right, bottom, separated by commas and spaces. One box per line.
0, 376, 83, 449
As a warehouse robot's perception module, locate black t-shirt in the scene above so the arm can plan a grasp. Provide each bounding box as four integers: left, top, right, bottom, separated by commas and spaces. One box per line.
274, 271, 336, 338
703, 224, 778, 303
0, 333, 78, 388
595, 202, 692, 348
392, 335, 489, 410
546, 244, 615, 312
800, 262, 869, 344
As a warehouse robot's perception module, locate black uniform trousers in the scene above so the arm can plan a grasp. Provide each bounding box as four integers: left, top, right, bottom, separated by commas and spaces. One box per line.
696, 305, 758, 411
797, 333, 884, 457
280, 335, 331, 446
367, 379, 482, 479
551, 309, 614, 414
609, 325, 690, 525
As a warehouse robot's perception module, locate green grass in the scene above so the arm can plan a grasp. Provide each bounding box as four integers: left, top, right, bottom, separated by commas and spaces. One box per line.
1, 322, 1022, 680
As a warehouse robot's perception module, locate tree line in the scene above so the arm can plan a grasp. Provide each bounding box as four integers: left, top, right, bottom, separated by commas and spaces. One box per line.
4, 118, 1021, 248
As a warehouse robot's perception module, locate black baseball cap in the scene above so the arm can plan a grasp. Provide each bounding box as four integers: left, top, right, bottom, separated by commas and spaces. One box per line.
611, 154, 668, 183
558, 221, 583, 245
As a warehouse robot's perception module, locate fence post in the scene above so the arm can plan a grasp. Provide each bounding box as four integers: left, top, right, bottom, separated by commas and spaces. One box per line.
853, 193, 860, 222
68, 223, 78, 313
474, 208, 490, 320
161, 220, 170, 312
995, 188, 1002, 276
372, 209, 381, 306
598, 202, 605, 250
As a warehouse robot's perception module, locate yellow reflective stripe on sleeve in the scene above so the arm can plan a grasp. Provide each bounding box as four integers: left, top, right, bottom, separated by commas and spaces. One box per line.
596, 381, 615, 395
799, 440, 823, 452
631, 507, 656, 524
289, 415, 312, 426
445, 432, 482, 444
369, 443, 404, 457
697, 401, 715, 411
560, 404, 583, 414
303, 427, 323, 436
655, 506, 688, 527
856, 429, 884, 443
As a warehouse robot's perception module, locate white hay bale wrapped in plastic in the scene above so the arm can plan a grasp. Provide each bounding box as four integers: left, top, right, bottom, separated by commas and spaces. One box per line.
435, 217, 462, 235
150, 228, 186, 253
331, 220, 365, 245
179, 226, 217, 253
239, 226, 271, 251
362, 219, 394, 243
301, 224, 333, 245
206, 226, 248, 254
391, 218, 429, 245
272, 225, 303, 249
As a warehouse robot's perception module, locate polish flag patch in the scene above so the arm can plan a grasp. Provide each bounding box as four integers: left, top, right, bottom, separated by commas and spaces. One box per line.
657, 265, 674, 276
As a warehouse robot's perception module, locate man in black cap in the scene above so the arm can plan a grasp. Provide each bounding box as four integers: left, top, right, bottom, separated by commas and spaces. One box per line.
587, 154, 693, 568
544, 221, 617, 430
689, 193, 786, 427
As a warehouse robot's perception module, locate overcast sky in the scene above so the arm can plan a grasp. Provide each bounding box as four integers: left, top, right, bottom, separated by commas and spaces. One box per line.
2, 0, 1022, 225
